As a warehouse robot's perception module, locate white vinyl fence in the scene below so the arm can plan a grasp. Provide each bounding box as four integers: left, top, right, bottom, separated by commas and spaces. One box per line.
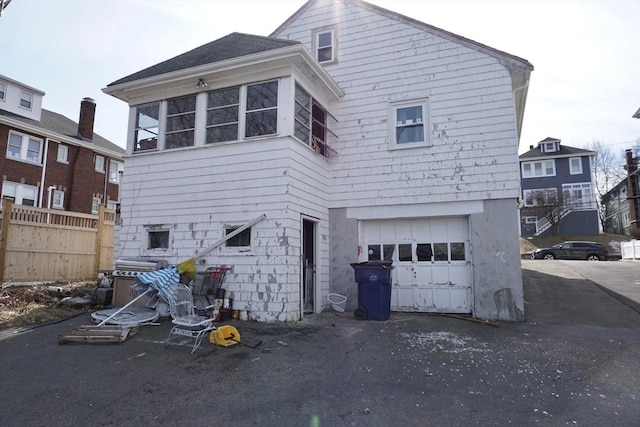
620, 240, 640, 260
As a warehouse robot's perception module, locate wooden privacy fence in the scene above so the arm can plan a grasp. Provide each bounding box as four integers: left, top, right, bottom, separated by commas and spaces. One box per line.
0, 198, 115, 283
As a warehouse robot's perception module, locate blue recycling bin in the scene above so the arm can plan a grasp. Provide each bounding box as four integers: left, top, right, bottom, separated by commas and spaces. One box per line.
351, 261, 393, 320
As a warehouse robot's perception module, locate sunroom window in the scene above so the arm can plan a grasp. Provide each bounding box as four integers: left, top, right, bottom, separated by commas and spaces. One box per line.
245, 81, 278, 138
134, 103, 159, 151
165, 95, 196, 149
294, 84, 332, 156
206, 87, 240, 143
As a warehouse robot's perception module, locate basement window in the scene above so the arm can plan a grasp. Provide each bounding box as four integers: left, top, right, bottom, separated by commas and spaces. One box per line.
225, 226, 251, 247
147, 227, 170, 250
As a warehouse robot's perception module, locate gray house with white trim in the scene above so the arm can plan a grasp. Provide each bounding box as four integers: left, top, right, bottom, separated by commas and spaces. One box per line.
104, 0, 533, 322
519, 137, 598, 237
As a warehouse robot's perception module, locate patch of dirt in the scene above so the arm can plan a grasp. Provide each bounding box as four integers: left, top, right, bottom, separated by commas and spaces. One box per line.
0, 281, 98, 329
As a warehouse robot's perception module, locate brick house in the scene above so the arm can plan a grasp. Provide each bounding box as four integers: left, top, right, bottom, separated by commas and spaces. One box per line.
0, 75, 124, 213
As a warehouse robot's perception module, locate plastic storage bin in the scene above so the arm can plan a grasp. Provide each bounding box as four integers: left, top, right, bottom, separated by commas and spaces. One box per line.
350, 261, 393, 320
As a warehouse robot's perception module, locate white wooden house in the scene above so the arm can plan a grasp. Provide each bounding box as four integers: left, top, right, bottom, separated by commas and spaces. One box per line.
103, 0, 533, 322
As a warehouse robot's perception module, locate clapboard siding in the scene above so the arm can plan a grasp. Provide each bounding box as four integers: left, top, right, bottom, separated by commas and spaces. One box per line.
274, 1, 521, 208
116, 136, 328, 321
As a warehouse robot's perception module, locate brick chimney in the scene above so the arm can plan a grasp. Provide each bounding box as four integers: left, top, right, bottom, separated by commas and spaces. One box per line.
78, 97, 96, 141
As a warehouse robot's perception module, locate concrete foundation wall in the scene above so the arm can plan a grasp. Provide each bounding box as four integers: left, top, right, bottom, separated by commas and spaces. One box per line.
328, 208, 359, 311
470, 199, 524, 321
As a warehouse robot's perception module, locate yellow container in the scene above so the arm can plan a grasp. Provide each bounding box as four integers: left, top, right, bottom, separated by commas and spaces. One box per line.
210, 325, 240, 347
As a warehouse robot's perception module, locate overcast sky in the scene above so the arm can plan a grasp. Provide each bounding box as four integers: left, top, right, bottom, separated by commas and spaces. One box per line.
1, 0, 638, 156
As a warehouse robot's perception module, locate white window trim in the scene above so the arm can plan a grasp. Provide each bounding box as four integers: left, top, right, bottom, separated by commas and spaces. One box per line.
109, 159, 123, 184
220, 224, 254, 255
57, 144, 69, 164
20, 91, 33, 110
523, 187, 558, 207
388, 99, 430, 150
145, 225, 170, 251
524, 216, 537, 224
1, 181, 38, 206
0, 82, 5, 102
569, 157, 583, 175
313, 27, 337, 64
91, 197, 100, 214
95, 154, 105, 173
6, 131, 43, 164
521, 160, 556, 178
52, 190, 65, 209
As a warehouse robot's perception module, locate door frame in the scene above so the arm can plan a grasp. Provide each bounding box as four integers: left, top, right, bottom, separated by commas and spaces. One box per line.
300, 215, 319, 317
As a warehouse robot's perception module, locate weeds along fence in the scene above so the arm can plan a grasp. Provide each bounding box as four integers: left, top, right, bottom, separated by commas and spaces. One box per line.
0, 198, 115, 283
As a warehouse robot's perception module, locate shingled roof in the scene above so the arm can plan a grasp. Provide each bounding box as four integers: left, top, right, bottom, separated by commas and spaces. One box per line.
519, 144, 595, 159
108, 33, 301, 87
0, 108, 124, 155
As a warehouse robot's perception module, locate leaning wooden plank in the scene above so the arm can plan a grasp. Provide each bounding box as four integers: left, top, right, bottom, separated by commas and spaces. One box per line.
441, 313, 500, 327
58, 335, 123, 344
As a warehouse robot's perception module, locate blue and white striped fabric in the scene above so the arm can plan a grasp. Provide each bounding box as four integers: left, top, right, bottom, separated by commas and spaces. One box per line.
135, 266, 180, 306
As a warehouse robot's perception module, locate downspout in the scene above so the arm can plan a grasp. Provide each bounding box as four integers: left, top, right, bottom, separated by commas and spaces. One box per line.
38, 138, 50, 208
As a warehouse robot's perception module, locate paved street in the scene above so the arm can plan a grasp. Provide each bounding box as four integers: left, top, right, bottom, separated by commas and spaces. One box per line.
1, 260, 639, 426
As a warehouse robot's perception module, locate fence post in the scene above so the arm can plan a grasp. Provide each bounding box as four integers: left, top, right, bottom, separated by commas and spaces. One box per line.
94, 204, 106, 277
0, 198, 12, 283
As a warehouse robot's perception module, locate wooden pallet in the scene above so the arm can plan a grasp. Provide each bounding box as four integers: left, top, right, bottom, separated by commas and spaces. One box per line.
58, 325, 139, 344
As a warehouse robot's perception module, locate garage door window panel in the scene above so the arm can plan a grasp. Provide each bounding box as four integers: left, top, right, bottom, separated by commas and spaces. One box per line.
416, 243, 433, 261
433, 243, 449, 261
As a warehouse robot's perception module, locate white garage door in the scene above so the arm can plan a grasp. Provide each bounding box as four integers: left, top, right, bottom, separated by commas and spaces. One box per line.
362, 217, 472, 313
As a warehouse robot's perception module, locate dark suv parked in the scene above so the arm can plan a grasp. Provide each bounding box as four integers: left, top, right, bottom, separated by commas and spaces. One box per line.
531, 241, 608, 261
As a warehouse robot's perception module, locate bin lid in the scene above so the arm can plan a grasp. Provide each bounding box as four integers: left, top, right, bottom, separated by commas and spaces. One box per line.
350, 260, 393, 268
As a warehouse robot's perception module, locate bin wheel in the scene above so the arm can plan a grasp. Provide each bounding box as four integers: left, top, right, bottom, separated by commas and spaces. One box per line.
354, 307, 367, 320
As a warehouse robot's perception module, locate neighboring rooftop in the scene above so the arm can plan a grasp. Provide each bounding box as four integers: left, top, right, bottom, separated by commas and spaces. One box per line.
0, 108, 124, 155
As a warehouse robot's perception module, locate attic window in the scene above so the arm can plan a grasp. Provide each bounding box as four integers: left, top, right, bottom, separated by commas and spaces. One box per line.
542, 141, 558, 153
314, 28, 336, 63
0, 82, 5, 101
20, 91, 33, 110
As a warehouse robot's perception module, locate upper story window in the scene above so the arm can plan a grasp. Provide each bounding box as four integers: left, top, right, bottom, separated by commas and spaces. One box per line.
0, 82, 5, 101
95, 154, 105, 173
109, 160, 123, 184
521, 160, 555, 178
315, 29, 336, 63
165, 95, 196, 149
245, 81, 278, 138
134, 103, 160, 152
20, 91, 33, 110
389, 100, 429, 149
541, 141, 559, 153
6, 131, 42, 164
1, 181, 38, 206
569, 157, 582, 175
57, 144, 68, 163
206, 87, 240, 144
294, 84, 331, 156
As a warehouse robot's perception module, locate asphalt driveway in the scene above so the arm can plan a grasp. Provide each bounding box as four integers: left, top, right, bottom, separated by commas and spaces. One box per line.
1, 260, 639, 426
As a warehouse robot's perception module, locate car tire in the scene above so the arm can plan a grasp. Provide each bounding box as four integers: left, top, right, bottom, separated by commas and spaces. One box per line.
543, 253, 555, 260
586, 254, 600, 261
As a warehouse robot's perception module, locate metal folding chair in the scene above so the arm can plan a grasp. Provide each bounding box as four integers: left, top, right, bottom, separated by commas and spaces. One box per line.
166, 284, 216, 354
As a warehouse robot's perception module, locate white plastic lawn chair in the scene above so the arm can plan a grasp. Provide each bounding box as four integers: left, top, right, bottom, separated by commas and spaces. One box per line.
166, 284, 216, 354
